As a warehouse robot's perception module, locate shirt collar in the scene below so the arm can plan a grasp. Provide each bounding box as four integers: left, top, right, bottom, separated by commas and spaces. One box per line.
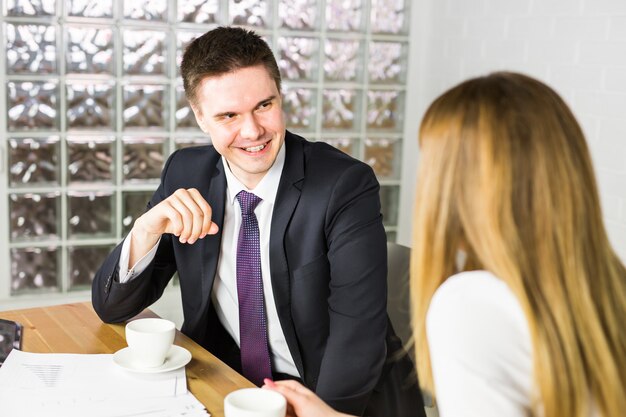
223, 139, 286, 207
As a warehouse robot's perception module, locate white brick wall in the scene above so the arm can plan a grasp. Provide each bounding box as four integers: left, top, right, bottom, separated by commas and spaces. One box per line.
399, 0, 626, 262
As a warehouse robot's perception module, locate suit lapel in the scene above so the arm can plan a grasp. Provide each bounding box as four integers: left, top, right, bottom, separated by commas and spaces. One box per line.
201, 157, 226, 304
270, 133, 305, 376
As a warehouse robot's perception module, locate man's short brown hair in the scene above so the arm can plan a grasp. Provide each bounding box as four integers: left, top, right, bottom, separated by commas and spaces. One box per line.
181, 26, 281, 106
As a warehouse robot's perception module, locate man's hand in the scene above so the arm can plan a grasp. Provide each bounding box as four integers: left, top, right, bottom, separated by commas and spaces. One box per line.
129, 188, 219, 265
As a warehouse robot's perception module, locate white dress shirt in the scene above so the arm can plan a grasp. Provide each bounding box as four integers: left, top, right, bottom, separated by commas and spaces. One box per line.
118, 142, 299, 376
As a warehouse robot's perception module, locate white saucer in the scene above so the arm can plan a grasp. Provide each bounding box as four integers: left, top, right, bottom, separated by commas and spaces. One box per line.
113, 345, 192, 373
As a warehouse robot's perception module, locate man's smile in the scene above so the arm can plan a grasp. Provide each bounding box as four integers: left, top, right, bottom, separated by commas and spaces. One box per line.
244, 143, 266, 152
239, 139, 271, 154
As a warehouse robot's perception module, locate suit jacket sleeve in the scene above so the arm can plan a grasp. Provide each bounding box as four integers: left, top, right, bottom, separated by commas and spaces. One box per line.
92, 152, 180, 323
315, 162, 388, 415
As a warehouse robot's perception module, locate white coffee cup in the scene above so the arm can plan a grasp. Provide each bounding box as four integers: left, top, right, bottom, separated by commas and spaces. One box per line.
224, 388, 286, 417
125, 318, 176, 368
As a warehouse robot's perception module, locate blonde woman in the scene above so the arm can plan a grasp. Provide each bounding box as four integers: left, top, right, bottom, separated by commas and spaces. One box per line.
264, 72, 626, 417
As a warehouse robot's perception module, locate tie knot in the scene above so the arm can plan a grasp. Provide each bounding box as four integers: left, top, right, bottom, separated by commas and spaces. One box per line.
236, 190, 262, 215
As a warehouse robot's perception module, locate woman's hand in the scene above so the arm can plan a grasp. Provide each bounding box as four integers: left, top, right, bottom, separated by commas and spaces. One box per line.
262, 379, 354, 417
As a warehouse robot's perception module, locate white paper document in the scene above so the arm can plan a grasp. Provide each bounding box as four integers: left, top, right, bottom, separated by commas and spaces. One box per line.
0, 349, 210, 417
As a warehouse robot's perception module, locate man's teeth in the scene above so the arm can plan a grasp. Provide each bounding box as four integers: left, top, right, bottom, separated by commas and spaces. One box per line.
245, 144, 266, 152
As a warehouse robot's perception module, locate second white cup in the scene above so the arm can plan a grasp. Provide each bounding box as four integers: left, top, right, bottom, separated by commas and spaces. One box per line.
224, 388, 286, 417
125, 318, 175, 368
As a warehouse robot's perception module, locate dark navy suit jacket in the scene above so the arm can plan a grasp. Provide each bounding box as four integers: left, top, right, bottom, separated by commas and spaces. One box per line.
92, 131, 407, 415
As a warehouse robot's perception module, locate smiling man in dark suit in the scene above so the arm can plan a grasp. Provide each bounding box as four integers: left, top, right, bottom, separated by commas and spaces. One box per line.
92, 26, 423, 417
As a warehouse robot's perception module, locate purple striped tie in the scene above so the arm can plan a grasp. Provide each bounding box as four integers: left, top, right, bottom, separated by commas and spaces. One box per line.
236, 190, 272, 386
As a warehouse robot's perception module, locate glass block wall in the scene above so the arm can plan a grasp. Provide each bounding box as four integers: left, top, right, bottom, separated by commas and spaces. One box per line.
1, 0, 410, 298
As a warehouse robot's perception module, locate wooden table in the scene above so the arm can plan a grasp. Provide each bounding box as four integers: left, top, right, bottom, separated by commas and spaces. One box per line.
0, 302, 254, 417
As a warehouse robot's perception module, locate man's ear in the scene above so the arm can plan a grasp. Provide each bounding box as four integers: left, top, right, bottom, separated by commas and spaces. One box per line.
190, 102, 208, 133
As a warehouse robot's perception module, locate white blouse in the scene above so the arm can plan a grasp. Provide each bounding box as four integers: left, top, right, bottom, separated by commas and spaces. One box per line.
427, 270, 602, 417
426, 270, 534, 417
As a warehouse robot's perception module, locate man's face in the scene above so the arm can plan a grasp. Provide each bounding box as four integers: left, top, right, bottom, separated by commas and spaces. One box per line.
191, 65, 285, 189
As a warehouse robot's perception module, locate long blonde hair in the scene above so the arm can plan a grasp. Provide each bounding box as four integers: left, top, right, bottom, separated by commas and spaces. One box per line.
411, 72, 626, 417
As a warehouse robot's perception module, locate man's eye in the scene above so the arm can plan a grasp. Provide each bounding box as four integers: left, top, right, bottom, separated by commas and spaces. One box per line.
258, 101, 271, 109
223, 113, 236, 119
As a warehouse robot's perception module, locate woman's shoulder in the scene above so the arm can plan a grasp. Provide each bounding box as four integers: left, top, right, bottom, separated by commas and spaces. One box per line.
431, 270, 518, 308
426, 270, 534, 417
427, 270, 532, 371
428, 270, 527, 332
